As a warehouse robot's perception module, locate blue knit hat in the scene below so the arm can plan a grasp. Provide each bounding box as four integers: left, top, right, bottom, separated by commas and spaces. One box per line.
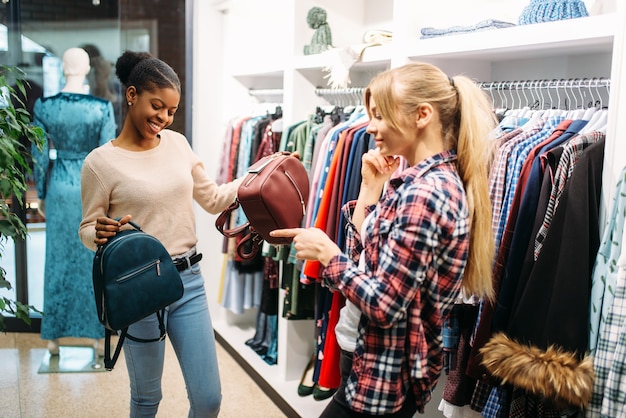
518, 0, 588, 25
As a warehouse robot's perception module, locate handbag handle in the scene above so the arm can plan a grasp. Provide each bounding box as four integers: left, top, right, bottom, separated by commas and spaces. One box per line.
215, 200, 250, 238
236, 230, 263, 260
215, 201, 263, 260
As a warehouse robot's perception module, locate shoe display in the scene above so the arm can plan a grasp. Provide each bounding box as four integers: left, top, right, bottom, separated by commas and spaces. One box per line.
297, 354, 316, 397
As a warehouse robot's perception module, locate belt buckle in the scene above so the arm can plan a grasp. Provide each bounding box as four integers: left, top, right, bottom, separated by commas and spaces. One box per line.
177, 255, 191, 270
173, 255, 189, 270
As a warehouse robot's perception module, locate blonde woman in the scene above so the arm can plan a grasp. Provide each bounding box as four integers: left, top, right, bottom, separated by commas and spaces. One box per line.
271, 61, 496, 417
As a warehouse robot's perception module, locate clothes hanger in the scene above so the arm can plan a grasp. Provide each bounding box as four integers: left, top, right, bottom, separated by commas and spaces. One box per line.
579, 78, 609, 134
517, 80, 534, 119
541, 80, 563, 118
504, 81, 520, 117
548, 79, 567, 118
513, 80, 524, 115
528, 80, 546, 118
565, 79, 586, 120
485, 82, 504, 117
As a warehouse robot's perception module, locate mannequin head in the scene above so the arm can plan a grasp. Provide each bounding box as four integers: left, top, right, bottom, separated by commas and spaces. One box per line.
61, 47, 90, 94
62, 48, 90, 78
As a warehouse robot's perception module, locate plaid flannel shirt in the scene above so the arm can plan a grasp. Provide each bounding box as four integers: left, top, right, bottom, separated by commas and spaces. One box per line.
322, 151, 469, 414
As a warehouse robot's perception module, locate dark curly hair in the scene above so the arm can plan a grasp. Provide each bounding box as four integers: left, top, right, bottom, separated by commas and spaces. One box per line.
115, 50, 180, 95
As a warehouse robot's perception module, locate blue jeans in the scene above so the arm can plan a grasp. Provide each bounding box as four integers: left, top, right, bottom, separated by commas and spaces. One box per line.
123, 262, 222, 417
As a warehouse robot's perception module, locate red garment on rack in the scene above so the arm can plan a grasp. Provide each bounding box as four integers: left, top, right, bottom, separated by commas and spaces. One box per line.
228, 116, 251, 182
317, 291, 345, 388
302, 129, 347, 280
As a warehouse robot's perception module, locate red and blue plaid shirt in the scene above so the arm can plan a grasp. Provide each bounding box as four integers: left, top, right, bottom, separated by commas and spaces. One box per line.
322, 150, 470, 414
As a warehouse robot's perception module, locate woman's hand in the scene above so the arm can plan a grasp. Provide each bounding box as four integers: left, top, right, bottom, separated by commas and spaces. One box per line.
361, 148, 400, 195
352, 149, 400, 232
270, 227, 341, 266
94, 214, 132, 246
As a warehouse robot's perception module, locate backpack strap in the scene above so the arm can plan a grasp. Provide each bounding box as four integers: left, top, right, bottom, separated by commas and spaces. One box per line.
103, 309, 167, 371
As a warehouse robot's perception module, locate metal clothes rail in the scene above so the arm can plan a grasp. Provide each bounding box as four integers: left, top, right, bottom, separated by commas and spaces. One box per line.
252, 78, 611, 110
479, 78, 611, 110
315, 87, 365, 106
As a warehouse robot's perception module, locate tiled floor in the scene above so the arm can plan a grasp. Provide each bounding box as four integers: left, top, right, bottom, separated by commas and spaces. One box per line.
0, 332, 287, 418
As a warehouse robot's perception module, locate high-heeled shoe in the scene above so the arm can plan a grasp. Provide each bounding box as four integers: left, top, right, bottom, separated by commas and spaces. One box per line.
313, 384, 337, 401
297, 354, 316, 397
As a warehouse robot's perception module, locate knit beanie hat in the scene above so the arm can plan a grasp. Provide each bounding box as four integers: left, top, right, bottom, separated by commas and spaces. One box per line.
518, 0, 589, 25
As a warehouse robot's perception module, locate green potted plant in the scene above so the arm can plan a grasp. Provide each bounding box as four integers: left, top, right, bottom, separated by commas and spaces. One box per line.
0, 65, 46, 332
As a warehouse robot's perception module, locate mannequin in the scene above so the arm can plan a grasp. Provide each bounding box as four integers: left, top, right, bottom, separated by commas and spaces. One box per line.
61, 47, 91, 94
32, 47, 116, 359
35, 48, 91, 218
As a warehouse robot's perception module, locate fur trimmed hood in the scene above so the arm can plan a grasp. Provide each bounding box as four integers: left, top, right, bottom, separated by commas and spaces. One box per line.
480, 333, 595, 408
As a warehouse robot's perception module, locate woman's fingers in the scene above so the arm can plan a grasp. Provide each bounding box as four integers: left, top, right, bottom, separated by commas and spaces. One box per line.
94, 214, 132, 243
270, 228, 302, 238
118, 214, 132, 225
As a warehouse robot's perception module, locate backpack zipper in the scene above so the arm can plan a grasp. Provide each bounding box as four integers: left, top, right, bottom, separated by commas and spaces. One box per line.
116, 259, 162, 283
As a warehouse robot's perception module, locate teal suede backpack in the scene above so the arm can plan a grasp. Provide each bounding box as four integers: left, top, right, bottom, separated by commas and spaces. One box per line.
92, 220, 183, 370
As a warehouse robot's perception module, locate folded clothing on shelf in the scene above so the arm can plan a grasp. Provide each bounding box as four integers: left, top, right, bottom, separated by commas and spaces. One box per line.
420, 19, 516, 39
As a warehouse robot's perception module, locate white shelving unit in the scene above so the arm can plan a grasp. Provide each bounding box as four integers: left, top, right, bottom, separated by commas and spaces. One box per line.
192, 1, 626, 417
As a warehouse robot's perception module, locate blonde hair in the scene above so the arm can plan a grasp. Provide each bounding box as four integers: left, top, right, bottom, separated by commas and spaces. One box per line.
364, 62, 496, 300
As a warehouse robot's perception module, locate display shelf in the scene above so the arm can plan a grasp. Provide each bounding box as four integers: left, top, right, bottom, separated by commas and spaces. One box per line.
288, 13, 617, 99
290, 14, 616, 69
405, 13, 615, 61
293, 44, 394, 70
231, 71, 284, 91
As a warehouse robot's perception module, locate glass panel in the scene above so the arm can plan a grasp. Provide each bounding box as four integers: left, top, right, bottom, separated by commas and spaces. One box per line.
0, 0, 188, 330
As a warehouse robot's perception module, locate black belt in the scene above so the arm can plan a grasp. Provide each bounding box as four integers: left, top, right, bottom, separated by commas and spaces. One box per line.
173, 252, 203, 271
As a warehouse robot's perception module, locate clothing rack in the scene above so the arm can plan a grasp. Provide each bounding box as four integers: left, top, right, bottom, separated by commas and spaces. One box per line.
315, 87, 365, 106
314, 78, 611, 110
246, 89, 283, 117
247, 89, 284, 105
248, 88, 284, 97
479, 78, 611, 110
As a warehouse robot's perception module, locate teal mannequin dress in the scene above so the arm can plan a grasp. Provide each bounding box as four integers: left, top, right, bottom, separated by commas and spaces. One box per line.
32, 92, 116, 340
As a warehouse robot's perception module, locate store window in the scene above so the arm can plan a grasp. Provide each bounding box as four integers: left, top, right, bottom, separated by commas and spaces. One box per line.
0, 0, 189, 331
